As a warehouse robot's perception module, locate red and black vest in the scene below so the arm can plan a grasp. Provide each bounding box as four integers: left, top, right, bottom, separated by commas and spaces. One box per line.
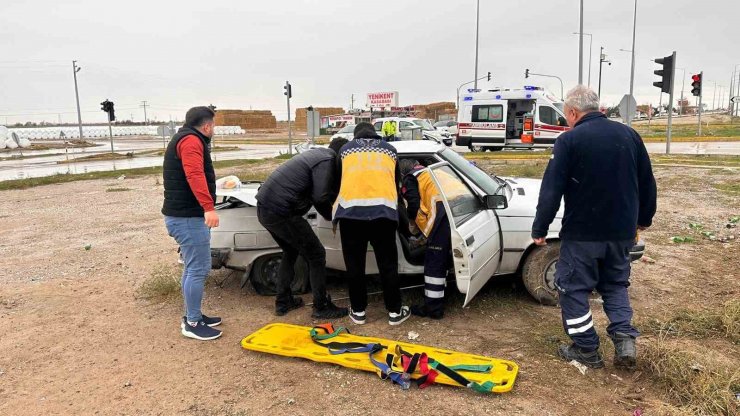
161, 127, 216, 217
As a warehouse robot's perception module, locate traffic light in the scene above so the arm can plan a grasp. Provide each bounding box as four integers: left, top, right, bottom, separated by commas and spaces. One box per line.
652, 54, 674, 93
100, 100, 115, 122
284, 81, 292, 99
525, 69, 529, 78
208, 104, 217, 111
487, 71, 491, 81
691, 73, 702, 97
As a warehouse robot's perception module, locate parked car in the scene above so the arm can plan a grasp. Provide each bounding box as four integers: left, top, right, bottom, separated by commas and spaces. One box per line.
210, 141, 644, 306
373, 117, 452, 146
434, 120, 458, 134
329, 124, 356, 141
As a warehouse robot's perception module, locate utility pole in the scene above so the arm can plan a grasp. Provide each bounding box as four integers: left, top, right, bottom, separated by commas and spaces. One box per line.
712, 81, 717, 111
627, 0, 638, 127
350, 94, 354, 111
473, 0, 480, 89
597, 47, 610, 98
140, 101, 148, 124
578, 0, 584, 84
72, 60, 83, 140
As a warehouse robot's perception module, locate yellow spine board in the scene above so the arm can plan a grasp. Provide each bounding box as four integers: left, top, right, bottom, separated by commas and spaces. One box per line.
240, 323, 518, 393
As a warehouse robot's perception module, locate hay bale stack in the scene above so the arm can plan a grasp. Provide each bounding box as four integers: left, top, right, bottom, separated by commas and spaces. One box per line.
413, 102, 457, 121
294, 107, 344, 130
214, 109, 277, 130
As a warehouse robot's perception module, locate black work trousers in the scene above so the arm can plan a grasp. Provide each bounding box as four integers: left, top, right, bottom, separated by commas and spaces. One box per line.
257, 207, 328, 308
339, 218, 402, 314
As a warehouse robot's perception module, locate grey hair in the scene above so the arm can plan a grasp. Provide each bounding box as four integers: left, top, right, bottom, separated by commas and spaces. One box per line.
564, 85, 600, 112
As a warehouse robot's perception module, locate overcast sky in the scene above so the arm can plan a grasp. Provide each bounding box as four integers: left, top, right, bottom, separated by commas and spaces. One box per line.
1, 0, 738, 124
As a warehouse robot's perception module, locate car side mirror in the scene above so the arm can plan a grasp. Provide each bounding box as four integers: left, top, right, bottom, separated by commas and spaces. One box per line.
484, 194, 508, 209
558, 116, 567, 126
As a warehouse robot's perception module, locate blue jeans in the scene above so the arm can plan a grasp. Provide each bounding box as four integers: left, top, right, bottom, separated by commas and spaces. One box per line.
164, 216, 211, 323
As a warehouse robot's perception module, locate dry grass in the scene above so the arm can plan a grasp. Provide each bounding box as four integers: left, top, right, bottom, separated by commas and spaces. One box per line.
639, 337, 739, 415
135, 264, 181, 300
644, 299, 740, 343
105, 187, 131, 192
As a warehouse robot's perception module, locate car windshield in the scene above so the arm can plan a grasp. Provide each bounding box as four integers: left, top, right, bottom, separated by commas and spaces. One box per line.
412, 119, 435, 131
439, 148, 502, 195
338, 125, 355, 133
433, 121, 447, 128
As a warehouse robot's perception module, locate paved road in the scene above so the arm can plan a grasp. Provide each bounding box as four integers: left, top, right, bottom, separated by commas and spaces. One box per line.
0, 143, 286, 181
644, 141, 740, 155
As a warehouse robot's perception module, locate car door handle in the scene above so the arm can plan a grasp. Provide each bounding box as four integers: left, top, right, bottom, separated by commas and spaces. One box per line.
466, 236, 475, 246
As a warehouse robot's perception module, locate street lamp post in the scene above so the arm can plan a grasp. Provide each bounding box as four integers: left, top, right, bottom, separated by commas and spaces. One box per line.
578, 0, 584, 84
572, 32, 593, 86
627, 0, 638, 127
473, 0, 480, 89
673, 67, 686, 115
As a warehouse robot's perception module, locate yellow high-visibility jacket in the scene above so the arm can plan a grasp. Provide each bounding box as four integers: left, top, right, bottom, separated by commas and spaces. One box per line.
381, 120, 397, 137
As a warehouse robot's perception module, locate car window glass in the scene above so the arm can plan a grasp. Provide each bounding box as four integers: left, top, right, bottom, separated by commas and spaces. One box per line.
472, 105, 503, 122
538, 106, 558, 125
430, 165, 482, 226
373, 122, 383, 131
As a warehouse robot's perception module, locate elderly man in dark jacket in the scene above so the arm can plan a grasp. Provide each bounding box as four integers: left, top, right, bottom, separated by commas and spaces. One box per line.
256, 139, 348, 318
532, 85, 657, 370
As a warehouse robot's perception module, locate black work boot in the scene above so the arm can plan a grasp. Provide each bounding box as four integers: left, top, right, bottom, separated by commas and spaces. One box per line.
410, 304, 444, 320
610, 332, 637, 370
311, 294, 348, 319
558, 343, 605, 368
275, 296, 304, 316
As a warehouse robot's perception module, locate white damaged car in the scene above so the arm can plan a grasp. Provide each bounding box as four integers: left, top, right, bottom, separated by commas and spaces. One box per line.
210, 141, 644, 306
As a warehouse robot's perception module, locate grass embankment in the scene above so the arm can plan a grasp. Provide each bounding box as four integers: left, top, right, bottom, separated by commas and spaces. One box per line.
635, 122, 740, 142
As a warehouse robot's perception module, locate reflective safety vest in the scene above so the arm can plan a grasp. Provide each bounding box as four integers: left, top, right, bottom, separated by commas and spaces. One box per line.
414, 168, 468, 236
382, 120, 397, 137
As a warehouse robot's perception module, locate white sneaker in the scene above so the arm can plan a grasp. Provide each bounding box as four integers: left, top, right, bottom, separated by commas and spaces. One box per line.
349, 307, 366, 325
388, 306, 411, 326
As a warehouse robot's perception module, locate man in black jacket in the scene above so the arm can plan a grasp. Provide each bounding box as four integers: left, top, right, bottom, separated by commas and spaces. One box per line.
532, 85, 657, 370
256, 139, 348, 318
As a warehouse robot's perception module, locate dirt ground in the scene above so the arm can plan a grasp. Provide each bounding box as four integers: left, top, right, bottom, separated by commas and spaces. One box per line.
0, 163, 738, 415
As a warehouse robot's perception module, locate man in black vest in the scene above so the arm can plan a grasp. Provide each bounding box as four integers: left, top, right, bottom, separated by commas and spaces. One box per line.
256, 138, 349, 318
162, 106, 222, 341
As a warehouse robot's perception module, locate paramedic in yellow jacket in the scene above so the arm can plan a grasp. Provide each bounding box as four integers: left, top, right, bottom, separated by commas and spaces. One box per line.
399, 159, 466, 319
333, 122, 411, 326
381, 120, 397, 142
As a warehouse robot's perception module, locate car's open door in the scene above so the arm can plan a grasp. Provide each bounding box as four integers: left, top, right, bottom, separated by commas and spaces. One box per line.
426, 162, 502, 306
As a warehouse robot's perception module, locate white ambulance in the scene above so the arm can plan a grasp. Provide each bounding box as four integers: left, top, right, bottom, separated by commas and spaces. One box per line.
455, 86, 569, 152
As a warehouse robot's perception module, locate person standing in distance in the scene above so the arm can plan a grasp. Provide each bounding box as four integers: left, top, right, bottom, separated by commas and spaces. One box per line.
162, 106, 222, 341
256, 138, 349, 318
532, 86, 657, 369
334, 122, 411, 326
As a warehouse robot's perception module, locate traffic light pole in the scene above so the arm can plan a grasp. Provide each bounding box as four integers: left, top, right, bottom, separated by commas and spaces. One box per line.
697, 71, 703, 136
666, 51, 676, 154
108, 118, 114, 153
286, 84, 292, 155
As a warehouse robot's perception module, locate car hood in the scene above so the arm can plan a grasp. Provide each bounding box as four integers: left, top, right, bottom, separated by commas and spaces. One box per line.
216, 182, 260, 206
500, 177, 563, 218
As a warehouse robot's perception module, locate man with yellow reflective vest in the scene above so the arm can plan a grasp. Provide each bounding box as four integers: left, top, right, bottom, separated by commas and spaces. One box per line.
334, 122, 411, 326
381, 119, 397, 142
399, 159, 467, 319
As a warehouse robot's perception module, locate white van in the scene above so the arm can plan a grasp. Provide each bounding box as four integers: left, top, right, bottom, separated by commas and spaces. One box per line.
456, 86, 569, 152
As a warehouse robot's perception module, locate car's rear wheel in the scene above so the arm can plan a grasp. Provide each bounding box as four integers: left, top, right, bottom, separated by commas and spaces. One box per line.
470, 145, 486, 152
521, 242, 560, 306
250, 254, 311, 296
489, 146, 503, 152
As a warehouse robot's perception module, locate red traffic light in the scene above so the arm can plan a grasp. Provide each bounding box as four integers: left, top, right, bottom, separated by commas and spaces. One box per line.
691, 74, 701, 82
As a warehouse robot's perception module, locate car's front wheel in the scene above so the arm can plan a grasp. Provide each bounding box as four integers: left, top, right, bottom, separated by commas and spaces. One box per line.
250, 254, 311, 296
521, 242, 560, 306
470, 145, 486, 152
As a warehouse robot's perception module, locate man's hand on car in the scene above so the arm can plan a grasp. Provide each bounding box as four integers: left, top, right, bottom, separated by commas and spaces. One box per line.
533, 237, 547, 246
204, 211, 219, 228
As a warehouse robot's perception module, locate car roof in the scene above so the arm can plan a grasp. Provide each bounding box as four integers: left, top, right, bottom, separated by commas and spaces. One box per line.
389, 140, 445, 154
